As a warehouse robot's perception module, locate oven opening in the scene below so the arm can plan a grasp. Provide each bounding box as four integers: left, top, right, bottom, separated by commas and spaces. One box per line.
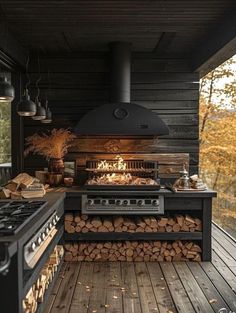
84, 155, 160, 190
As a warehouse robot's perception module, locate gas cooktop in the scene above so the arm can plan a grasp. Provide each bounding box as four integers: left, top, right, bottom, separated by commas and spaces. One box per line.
0, 200, 48, 236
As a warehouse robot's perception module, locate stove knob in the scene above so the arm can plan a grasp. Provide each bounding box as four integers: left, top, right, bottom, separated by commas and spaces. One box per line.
152, 200, 159, 206
116, 199, 122, 206
49, 222, 53, 230
36, 237, 42, 246
55, 215, 60, 222
52, 218, 57, 226
123, 200, 129, 206
137, 200, 144, 206
101, 199, 108, 206
88, 199, 94, 205
41, 232, 46, 241
45, 227, 50, 235
30, 242, 36, 252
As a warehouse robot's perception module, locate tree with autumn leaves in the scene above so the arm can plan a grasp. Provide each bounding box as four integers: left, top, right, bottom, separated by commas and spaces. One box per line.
200, 56, 236, 234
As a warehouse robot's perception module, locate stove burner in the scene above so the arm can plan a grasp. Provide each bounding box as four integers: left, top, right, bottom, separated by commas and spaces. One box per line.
0, 200, 47, 236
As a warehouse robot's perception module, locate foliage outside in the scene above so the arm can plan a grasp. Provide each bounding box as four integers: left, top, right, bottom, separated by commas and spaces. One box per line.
200, 55, 236, 238
0, 101, 11, 164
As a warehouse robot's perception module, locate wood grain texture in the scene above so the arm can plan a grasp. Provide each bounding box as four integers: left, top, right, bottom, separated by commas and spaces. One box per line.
39, 225, 236, 313
22, 55, 199, 176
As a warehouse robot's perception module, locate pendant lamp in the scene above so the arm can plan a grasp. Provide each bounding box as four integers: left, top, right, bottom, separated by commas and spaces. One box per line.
41, 106, 52, 124
17, 56, 37, 116
0, 76, 15, 102
32, 99, 46, 120
17, 89, 36, 116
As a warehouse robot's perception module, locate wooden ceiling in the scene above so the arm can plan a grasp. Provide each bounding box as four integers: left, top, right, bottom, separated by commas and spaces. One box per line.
1, 0, 236, 56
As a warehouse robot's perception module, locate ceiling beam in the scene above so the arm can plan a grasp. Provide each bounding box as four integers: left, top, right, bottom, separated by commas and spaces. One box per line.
191, 12, 236, 77
153, 32, 176, 54
0, 21, 28, 70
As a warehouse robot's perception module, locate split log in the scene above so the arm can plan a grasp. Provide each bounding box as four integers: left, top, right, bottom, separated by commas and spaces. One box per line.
23, 245, 64, 313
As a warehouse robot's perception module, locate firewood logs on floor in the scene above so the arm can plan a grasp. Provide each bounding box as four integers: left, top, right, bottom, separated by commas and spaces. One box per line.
64, 241, 202, 262
65, 213, 202, 233
22, 245, 64, 313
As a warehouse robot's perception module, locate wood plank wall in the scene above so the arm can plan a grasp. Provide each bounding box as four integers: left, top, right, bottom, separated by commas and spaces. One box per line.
23, 53, 199, 176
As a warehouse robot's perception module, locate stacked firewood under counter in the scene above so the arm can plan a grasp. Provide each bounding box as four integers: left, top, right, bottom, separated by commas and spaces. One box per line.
65, 213, 202, 233
64, 240, 202, 262
22, 245, 64, 313
64, 213, 202, 262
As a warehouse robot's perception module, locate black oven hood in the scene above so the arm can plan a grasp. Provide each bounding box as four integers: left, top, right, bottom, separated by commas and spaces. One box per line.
74, 101, 169, 136
75, 42, 169, 137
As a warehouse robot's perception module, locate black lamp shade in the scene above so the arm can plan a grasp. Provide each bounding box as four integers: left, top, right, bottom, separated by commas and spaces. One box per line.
17, 90, 37, 116
41, 108, 52, 123
32, 102, 46, 120
0, 76, 15, 102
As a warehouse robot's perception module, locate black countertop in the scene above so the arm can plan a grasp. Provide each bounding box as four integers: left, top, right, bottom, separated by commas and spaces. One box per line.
55, 186, 217, 198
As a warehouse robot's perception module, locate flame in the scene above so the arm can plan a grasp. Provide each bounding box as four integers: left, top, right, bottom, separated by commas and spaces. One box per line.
88, 155, 157, 185
96, 155, 127, 171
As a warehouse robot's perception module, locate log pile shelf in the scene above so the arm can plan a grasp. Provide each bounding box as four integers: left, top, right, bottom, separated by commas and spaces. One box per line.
64, 190, 217, 261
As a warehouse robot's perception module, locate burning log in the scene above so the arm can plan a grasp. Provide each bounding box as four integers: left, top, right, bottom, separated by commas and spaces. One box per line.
64, 214, 202, 233
64, 240, 201, 262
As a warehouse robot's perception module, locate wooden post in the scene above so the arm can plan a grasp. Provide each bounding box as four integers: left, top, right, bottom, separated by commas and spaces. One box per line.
11, 72, 24, 177
202, 198, 212, 261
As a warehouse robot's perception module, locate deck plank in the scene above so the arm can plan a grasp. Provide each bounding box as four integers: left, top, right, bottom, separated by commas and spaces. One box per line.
146, 262, 177, 313
200, 261, 236, 312
50, 263, 81, 313
87, 262, 108, 313
69, 262, 94, 313
160, 262, 195, 313
174, 262, 214, 313
211, 251, 236, 292
44, 225, 236, 313
121, 262, 142, 313
213, 227, 236, 261
43, 263, 68, 313
134, 262, 160, 313
187, 262, 230, 312
105, 262, 123, 313
212, 224, 236, 248
212, 238, 236, 275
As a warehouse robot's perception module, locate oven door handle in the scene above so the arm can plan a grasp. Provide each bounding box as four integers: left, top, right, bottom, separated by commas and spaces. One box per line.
0, 243, 11, 275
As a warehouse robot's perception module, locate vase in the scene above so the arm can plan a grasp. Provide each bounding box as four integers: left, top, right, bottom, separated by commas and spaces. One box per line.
48, 158, 65, 174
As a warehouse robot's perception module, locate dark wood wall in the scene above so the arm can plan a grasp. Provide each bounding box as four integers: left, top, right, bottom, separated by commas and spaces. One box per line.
23, 53, 199, 176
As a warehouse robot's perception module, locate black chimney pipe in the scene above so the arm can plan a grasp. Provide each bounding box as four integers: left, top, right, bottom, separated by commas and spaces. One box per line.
110, 42, 131, 103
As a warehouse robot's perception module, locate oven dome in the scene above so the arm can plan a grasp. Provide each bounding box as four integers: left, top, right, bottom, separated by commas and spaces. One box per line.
74, 102, 169, 136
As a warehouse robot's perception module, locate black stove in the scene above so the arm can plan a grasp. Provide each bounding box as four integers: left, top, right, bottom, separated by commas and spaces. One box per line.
0, 200, 47, 236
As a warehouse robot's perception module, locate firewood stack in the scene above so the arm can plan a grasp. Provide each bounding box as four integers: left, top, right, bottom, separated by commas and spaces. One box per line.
65, 214, 202, 233
0, 172, 46, 199
22, 245, 64, 313
64, 240, 201, 262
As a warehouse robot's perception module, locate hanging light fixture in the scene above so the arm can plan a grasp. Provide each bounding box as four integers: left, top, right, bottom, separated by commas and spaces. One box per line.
41, 100, 52, 124
0, 76, 15, 102
41, 71, 52, 124
32, 100, 46, 120
17, 57, 36, 116
32, 55, 46, 120
17, 89, 36, 116
0, 7, 15, 102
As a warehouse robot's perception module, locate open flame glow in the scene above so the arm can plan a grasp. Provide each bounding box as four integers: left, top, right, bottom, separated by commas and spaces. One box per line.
96, 155, 127, 171
87, 155, 157, 186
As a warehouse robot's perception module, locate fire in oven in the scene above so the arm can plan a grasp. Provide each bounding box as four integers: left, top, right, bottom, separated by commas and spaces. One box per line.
85, 156, 160, 190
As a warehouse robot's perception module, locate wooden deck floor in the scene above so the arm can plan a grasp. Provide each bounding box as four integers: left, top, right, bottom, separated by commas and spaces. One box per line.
44, 224, 236, 313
